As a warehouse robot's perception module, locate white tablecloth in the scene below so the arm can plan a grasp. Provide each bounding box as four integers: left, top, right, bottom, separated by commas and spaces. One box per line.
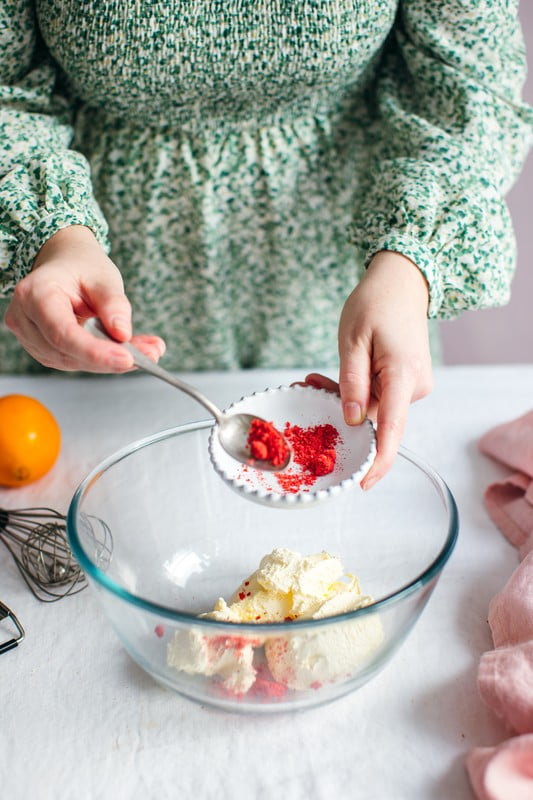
1, 365, 531, 800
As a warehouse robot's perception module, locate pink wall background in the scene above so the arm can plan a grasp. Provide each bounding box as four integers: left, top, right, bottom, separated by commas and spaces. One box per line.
440, 0, 533, 365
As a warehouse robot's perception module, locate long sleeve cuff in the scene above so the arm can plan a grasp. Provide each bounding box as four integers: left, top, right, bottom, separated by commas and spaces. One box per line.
0, 151, 110, 297
351, 159, 517, 319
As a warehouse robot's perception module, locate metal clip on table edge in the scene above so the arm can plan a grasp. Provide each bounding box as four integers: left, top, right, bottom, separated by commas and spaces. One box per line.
0, 600, 25, 654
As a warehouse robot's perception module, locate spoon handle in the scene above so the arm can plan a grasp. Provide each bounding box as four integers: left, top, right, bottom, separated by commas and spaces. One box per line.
85, 318, 223, 423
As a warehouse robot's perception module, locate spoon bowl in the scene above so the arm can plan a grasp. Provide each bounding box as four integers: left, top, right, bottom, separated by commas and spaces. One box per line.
83, 318, 291, 472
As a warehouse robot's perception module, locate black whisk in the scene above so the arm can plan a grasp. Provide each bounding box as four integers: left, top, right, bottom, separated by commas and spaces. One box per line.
0, 507, 87, 602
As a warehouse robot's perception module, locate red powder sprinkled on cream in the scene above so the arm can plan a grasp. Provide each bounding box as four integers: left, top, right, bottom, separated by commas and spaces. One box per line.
250, 676, 287, 699
249, 663, 288, 700
210, 635, 261, 651
213, 662, 288, 701
247, 419, 289, 467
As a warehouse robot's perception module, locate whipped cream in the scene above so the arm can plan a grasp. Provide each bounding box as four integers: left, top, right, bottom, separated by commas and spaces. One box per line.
202, 548, 373, 623
167, 630, 261, 694
166, 548, 383, 695
264, 614, 384, 690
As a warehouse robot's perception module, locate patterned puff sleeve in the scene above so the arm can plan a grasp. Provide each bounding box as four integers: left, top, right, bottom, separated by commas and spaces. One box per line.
352, 0, 533, 319
0, 1, 109, 297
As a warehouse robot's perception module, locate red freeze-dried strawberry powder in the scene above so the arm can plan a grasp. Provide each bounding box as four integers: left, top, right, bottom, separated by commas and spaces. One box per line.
239, 419, 342, 494
247, 419, 289, 467
275, 422, 340, 493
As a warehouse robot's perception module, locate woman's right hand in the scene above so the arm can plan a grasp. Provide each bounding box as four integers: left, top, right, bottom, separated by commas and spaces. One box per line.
4, 225, 165, 372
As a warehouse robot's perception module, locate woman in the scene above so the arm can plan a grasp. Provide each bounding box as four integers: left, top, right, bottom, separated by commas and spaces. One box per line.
1, 1, 532, 487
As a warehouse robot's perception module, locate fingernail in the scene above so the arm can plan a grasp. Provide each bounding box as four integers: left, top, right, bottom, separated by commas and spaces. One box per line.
111, 316, 131, 336
147, 347, 161, 363
344, 402, 365, 425
362, 476, 377, 491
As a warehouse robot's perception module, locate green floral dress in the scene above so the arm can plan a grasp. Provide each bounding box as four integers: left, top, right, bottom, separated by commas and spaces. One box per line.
0, 1, 532, 373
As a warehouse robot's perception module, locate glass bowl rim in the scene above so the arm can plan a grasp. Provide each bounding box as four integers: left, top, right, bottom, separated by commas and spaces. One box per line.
67, 419, 459, 632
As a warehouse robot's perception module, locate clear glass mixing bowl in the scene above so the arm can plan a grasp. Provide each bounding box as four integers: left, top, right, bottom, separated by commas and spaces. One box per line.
67, 420, 458, 713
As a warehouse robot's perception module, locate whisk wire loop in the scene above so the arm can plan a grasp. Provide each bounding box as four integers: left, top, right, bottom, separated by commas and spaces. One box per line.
0, 507, 88, 602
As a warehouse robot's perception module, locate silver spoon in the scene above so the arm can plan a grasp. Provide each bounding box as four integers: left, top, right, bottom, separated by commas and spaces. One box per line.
84, 318, 291, 471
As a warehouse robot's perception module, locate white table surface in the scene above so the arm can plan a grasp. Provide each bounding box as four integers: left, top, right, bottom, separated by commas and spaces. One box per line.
1, 365, 531, 800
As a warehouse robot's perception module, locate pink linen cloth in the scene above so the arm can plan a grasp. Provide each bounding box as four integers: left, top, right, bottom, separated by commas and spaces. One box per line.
479, 409, 533, 558
466, 411, 533, 800
467, 735, 533, 800
483, 474, 533, 560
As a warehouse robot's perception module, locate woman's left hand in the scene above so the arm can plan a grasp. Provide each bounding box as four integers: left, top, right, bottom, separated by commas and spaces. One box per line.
302, 250, 433, 490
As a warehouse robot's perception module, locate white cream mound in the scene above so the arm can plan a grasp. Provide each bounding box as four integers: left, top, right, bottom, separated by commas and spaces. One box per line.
166, 630, 261, 694
202, 547, 373, 623
166, 548, 383, 694
264, 615, 384, 690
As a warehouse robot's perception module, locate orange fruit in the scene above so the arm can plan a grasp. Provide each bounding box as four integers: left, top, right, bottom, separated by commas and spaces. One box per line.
0, 394, 61, 487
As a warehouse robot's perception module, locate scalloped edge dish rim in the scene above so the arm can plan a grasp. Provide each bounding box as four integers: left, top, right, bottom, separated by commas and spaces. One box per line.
207, 384, 377, 508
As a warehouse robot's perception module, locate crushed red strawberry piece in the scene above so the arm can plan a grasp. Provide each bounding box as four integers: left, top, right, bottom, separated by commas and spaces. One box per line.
273, 422, 341, 492
247, 419, 289, 467
250, 439, 269, 460
250, 677, 288, 699
249, 662, 288, 700
312, 448, 337, 476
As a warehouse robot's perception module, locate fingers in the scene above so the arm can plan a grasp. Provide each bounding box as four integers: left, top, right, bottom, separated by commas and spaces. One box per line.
7, 297, 166, 372
130, 334, 166, 361
360, 369, 412, 490
88, 282, 133, 342
301, 360, 412, 492
7, 290, 134, 372
6, 277, 167, 372
290, 373, 340, 392
337, 254, 433, 490
338, 345, 371, 427
5, 231, 168, 371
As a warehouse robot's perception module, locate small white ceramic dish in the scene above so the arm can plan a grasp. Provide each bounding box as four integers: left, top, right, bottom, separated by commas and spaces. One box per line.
208, 385, 376, 507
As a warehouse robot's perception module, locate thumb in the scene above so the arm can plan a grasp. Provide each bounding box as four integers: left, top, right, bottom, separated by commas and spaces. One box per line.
86, 278, 132, 342
338, 342, 372, 426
